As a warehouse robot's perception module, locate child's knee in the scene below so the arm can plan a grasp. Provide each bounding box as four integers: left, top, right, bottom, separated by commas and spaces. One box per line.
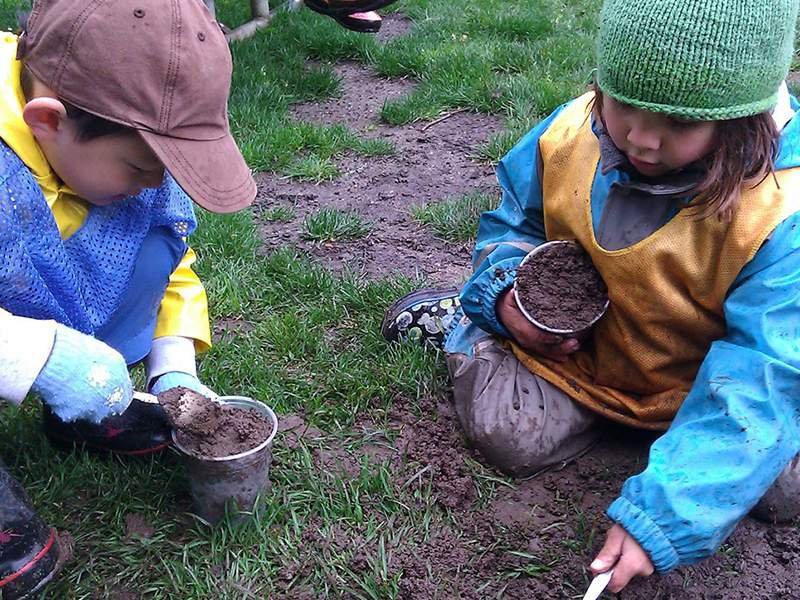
448, 342, 597, 477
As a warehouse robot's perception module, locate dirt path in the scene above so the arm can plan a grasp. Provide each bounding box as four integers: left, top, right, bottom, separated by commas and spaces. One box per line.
257, 19, 500, 284
256, 17, 800, 599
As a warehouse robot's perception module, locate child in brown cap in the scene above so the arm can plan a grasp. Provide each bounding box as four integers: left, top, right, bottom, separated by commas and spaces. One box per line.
0, 1, 255, 596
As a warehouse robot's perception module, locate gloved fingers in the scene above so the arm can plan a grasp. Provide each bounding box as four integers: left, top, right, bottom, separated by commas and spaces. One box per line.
149, 371, 217, 399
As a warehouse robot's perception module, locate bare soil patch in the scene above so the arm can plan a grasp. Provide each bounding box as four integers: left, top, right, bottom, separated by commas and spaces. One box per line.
279, 395, 800, 599
256, 60, 800, 598
256, 62, 501, 284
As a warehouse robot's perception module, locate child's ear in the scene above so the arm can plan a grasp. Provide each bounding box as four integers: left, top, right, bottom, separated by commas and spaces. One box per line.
22, 97, 68, 141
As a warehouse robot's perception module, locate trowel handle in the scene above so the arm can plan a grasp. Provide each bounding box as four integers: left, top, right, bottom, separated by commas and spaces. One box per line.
132, 390, 159, 404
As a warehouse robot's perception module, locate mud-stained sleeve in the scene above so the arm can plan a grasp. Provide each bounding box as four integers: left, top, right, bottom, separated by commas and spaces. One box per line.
607, 214, 800, 571
460, 104, 567, 337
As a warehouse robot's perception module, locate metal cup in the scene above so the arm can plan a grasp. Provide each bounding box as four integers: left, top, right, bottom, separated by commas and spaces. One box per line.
512, 240, 609, 336
171, 396, 278, 524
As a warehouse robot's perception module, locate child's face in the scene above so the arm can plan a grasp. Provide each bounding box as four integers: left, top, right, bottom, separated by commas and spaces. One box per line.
601, 93, 718, 177
42, 122, 166, 206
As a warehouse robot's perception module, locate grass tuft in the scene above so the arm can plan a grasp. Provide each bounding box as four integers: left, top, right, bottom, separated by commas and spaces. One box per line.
412, 192, 498, 242
303, 207, 372, 241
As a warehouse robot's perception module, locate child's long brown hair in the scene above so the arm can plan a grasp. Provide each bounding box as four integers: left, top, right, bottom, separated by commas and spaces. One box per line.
592, 88, 779, 220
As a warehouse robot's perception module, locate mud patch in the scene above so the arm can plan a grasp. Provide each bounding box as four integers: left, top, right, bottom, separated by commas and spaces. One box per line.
260, 62, 501, 284
123, 513, 154, 541
212, 317, 255, 344
279, 397, 800, 599
375, 13, 413, 44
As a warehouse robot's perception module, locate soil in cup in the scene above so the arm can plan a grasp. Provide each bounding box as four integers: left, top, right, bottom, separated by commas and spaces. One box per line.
158, 388, 271, 457
515, 243, 607, 331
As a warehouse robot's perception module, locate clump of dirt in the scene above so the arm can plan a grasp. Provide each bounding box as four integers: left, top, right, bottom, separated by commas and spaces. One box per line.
392, 396, 476, 510
158, 388, 271, 457
515, 241, 608, 331
123, 513, 154, 541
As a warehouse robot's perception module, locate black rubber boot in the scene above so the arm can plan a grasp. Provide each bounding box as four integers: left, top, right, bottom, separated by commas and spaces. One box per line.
0, 467, 65, 599
42, 397, 171, 456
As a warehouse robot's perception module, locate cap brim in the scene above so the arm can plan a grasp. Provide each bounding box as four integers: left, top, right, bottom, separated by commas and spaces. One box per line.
140, 130, 256, 214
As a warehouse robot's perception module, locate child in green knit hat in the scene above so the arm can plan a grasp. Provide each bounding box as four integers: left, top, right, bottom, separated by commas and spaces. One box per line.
383, 0, 800, 593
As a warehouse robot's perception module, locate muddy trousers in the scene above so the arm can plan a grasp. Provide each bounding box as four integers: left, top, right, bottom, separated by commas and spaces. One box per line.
446, 334, 599, 478
445, 330, 800, 522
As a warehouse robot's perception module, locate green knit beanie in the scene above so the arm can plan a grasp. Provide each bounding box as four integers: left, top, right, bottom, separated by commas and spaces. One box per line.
596, 0, 799, 120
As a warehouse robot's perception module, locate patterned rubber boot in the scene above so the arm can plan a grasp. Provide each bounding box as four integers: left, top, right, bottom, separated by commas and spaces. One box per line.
42, 397, 171, 456
0, 467, 68, 599
381, 288, 461, 348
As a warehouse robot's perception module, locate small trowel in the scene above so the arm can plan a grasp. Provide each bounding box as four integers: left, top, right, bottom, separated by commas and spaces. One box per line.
581, 569, 614, 600
133, 389, 221, 432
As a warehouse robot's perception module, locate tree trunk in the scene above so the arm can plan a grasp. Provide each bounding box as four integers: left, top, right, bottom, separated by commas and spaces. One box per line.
251, 0, 270, 18
224, 0, 271, 42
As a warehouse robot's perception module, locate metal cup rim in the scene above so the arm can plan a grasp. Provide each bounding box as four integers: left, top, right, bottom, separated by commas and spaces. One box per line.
513, 240, 609, 335
171, 396, 278, 461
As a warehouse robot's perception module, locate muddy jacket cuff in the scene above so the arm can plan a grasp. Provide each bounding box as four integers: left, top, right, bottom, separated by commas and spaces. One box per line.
607, 497, 680, 572
460, 258, 519, 338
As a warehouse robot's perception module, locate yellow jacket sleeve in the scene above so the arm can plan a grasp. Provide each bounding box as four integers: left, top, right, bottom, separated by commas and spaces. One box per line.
153, 247, 212, 353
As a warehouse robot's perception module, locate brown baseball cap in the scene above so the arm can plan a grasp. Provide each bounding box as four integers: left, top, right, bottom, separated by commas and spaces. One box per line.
16, 0, 256, 213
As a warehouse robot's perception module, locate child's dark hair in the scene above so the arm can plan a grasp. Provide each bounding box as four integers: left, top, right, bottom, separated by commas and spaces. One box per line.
592, 86, 779, 220
17, 11, 128, 142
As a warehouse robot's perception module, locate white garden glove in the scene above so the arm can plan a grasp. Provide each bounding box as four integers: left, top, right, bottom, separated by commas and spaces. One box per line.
31, 324, 133, 423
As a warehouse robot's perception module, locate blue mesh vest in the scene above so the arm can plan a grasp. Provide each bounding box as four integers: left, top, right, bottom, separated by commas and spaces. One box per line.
0, 141, 197, 337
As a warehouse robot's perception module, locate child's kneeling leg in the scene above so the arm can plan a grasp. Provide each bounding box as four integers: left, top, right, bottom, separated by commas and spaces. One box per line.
447, 338, 599, 478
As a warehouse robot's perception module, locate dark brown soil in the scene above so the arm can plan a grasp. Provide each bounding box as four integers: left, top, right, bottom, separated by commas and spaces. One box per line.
158, 388, 271, 457
260, 54, 800, 599
515, 242, 608, 331
277, 396, 800, 599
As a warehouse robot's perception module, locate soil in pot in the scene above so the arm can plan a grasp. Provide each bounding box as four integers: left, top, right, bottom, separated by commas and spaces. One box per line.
515, 242, 608, 332
158, 387, 271, 457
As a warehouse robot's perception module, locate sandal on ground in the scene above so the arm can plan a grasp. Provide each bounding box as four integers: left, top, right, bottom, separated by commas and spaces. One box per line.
381, 287, 461, 348
330, 10, 382, 33
304, 0, 398, 17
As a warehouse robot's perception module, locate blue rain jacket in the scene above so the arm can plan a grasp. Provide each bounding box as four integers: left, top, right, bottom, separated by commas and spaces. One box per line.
460, 97, 800, 571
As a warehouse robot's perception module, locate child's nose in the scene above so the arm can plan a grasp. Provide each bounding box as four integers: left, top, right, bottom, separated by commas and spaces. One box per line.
627, 125, 660, 151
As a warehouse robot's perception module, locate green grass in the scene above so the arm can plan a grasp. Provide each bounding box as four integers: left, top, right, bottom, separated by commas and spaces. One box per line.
412, 192, 498, 242
258, 204, 296, 222
303, 207, 372, 241
0, 0, 603, 596
221, 0, 600, 163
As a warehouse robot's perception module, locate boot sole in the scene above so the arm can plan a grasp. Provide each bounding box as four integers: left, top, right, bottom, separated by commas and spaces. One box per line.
380, 287, 460, 341
43, 430, 171, 456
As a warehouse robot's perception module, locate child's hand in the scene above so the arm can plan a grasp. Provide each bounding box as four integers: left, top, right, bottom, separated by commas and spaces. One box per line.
496, 288, 580, 361
149, 371, 217, 399
32, 325, 132, 423
590, 524, 654, 593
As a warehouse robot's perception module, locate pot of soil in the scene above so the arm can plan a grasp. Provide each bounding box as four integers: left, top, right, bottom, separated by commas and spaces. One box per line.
160, 390, 278, 524
513, 240, 609, 335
